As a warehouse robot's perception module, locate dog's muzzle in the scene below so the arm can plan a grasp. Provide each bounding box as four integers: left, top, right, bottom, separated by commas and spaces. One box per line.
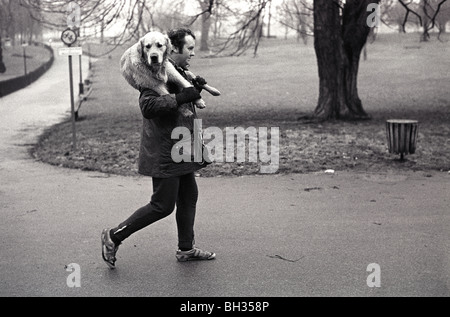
150, 55, 161, 65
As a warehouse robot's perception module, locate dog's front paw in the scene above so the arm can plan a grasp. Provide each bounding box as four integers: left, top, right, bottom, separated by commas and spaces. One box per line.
194, 99, 206, 109
178, 106, 194, 118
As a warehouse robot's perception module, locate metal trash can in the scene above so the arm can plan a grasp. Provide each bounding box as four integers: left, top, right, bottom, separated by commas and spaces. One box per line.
386, 119, 419, 161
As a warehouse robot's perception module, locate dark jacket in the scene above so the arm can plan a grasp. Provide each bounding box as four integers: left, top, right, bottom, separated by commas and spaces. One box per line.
137, 66, 207, 178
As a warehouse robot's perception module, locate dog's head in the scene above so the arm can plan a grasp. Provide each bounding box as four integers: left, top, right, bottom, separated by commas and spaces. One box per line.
120, 31, 172, 90
138, 32, 172, 68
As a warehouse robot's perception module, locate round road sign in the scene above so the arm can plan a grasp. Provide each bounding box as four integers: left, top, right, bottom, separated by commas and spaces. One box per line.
61, 28, 78, 46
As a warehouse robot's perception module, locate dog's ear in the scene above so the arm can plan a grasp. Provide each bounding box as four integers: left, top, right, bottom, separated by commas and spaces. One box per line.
165, 35, 173, 55
137, 37, 145, 61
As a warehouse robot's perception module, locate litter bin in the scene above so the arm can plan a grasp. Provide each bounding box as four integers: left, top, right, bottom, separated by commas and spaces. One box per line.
386, 119, 419, 161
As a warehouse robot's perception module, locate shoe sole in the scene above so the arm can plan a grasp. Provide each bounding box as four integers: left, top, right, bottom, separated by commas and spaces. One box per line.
101, 229, 116, 269
176, 253, 216, 262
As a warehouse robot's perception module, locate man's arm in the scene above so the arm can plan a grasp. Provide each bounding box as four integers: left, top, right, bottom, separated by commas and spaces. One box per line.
139, 89, 178, 120
139, 87, 201, 119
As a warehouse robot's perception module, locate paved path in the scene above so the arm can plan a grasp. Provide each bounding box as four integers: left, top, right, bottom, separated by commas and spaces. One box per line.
0, 51, 449, 298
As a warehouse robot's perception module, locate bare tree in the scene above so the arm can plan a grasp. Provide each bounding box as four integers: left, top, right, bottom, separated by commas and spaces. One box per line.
17, 0, 204, 54
0, 0, 44, 72
277, 0, 313, 44
383, 0, 414, 33
19, 1, 141, 43
187, 0, 242, 52
1, 0, 14, 44
1, 0, 42, 45
14, 0, 448, 121
213, 0, 271, 57
421, 0, 450, 40
158, 1, 187, 32
0, 0, 11, 73
398, 0, 448, 41
15, 0, 268, 57
435, 0, 450, 39
196, 0, 214, 51
312, 0, 376, 120
312, 0, 449, 120
211, 0, 232, 40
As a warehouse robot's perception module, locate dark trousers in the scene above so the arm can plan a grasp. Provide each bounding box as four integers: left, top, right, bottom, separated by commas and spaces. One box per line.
111, 173, 198, 250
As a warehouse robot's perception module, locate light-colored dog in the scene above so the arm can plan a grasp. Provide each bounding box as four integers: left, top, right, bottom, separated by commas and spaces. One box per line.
120, 31, 206, 117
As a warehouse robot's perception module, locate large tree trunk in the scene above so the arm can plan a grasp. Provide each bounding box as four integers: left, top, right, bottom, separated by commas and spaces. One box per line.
200, 11, 212, 51
313, 0, 346, 119
199, 0, 213, 52
313, 0, 377, 120
420, 0, 431, 42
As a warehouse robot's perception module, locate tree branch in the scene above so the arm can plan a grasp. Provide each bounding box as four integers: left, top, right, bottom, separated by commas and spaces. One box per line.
398, 0, 423, 32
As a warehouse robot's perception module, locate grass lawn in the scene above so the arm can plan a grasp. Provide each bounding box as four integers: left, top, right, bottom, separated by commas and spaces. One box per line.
32, 33, 450, 177
0, 44, 52, 81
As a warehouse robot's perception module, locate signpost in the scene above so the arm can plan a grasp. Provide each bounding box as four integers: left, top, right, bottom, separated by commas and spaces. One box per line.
22, 42, 28, 77
60, 28, 82, 151
79, 54, 84, 95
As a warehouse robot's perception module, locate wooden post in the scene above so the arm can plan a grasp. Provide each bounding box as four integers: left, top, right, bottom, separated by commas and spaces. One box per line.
23, 46, 28, 76
79, 54, 84, 95
68, 55, 77, 151
88, 44, 92, 70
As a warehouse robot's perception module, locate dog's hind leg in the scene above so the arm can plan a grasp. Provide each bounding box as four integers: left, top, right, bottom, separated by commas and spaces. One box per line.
165, 62, 207, 109
185, 71, 221, 97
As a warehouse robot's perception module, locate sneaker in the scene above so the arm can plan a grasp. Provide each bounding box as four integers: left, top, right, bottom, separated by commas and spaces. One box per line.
101, 228, 120, 269
176, 247, 216, 262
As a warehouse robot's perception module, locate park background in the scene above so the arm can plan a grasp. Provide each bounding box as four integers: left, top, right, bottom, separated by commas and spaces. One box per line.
2, 0, 448, 177
0, 0, 449, 298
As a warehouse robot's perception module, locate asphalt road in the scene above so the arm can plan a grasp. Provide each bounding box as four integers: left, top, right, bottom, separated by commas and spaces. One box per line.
0, 51, 449, 298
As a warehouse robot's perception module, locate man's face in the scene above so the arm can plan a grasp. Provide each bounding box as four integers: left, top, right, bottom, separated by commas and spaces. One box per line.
171, 35, 196, 70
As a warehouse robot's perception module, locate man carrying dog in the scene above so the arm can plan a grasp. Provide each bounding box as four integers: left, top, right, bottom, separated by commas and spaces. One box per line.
101, 28, 215, 269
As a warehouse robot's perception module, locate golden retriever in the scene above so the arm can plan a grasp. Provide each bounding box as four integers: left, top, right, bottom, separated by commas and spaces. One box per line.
120, 31, 207, 116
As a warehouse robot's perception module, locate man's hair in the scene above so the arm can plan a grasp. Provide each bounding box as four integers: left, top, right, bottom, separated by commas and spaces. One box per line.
168, 28, 196, 52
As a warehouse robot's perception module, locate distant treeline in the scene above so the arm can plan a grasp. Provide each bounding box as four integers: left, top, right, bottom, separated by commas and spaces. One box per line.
0, 42, 54, 98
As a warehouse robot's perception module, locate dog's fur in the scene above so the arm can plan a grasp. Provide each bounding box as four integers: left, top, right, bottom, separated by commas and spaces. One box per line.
120, 31, 204, 116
